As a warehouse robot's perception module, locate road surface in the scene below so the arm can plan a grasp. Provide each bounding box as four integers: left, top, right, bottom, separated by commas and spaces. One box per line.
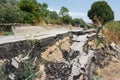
0, 26, 82, 44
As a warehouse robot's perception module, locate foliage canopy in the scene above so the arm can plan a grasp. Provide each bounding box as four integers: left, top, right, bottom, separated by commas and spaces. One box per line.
88, 1, 114, 25
59, 6, 69, 17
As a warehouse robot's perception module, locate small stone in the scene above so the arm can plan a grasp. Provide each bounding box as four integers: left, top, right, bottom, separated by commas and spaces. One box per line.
8, 73, 15, 80
111, 42, 116, 47
11, 58, 19, 68
56, 42, 59, 46
96, 68, 101, 75
97, 43, 104, 49
88, 41, 94, 46
79, 75, 83, 80
112, 57, 118, 62
0, 59, 5, 67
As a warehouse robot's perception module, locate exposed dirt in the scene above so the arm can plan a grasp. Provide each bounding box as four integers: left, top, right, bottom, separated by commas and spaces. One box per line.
41, 37, 71, 62
38, 37, 72, 80
35, 64, 46, 80
99, 61, 120, 80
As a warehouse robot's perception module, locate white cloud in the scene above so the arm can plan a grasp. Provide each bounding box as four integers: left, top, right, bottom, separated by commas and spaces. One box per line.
48, 8, 86, 17
69, 12, 86, 18
48, 8, 59, 13
48, 8, 91, 22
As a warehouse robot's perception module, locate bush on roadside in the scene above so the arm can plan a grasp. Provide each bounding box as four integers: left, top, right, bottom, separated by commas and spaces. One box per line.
71, 18, 88, 28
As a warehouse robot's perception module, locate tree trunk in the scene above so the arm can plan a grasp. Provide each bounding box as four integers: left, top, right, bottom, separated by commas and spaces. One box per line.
96, 24, 103, 37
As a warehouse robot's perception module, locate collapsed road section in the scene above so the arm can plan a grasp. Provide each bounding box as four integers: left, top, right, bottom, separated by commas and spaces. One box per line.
0, 29, 120, 80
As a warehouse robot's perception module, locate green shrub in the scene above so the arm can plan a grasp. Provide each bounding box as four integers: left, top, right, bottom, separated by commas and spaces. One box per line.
3, 31, 13, 35
93, 37, 105, 46
104, 21, 120, 33
17, 61, 39, 80
71, 18, 87, 28
61, 15, 72, 24
0, 66, 6, 80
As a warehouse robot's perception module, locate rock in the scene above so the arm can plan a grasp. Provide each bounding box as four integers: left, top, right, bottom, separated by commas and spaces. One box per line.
111, 42, 120, 53
111, 57, 119, 62
11, 58, 19, 69
8, 73, 15, 80
66, 32, 96, 80
97, 43, 104, 49
79, 75, 84, 80
72, 35, 78, 42
46, 62, 71, 80
88, 41, 94, 46
11, 54, 25, 68
0, 59, 6, 67
68, 50, 80, 61
69, 50, 94, 79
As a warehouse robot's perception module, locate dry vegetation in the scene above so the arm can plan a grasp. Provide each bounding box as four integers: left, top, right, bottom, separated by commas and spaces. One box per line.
102, 21, 120, 45
99, 62, 120, 80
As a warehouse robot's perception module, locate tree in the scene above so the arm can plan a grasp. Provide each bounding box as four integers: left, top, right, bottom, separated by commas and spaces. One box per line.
0, 0, 23, 31
71, 18, 80, 26
61, 15, 72, 24
19, 0, 38, 13
0, 5, 22, 23
88, 1, 114, 36
49, 11, 59, 19
59, 6, 69, 17
19, 0, 41, 24
59, 6, 71, 24
0, 0, 17, 5
39, 3, 49, 17
0, 0, 23, 23
71, 18, 87, 28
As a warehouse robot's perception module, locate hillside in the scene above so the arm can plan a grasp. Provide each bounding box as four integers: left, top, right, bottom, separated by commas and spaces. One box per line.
103, 21, 120, 45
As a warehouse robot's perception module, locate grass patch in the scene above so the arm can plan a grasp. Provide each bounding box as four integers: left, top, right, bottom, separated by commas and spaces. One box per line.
18, 61, 39, 80
93, 37, 106, 47
92, 75, 101, 80
0, 67, 6, 80
3, 31, 13, 35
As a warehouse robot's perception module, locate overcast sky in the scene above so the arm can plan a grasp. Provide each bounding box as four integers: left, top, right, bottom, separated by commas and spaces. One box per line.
37, 0, 120, 22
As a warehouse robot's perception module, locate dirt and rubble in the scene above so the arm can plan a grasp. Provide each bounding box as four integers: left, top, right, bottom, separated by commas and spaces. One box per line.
0, 29, 120, 80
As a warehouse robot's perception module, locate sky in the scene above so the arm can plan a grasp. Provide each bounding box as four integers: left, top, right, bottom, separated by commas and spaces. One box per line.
37, 0, 120, 22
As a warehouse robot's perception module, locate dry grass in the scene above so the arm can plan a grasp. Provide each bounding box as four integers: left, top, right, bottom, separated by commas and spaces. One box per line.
102, 21, 120, 45
99, 62, 120, 80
